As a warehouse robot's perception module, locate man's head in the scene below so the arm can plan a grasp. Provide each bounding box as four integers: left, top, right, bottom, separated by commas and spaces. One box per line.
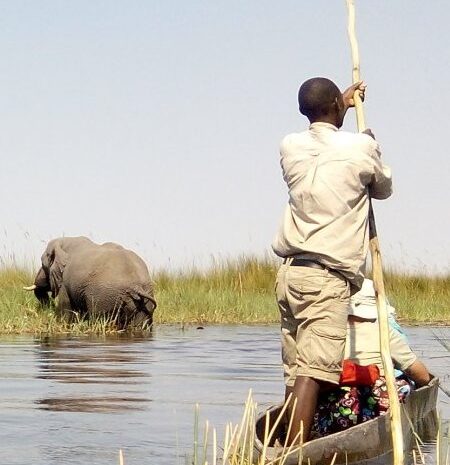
298, 77, 345, 127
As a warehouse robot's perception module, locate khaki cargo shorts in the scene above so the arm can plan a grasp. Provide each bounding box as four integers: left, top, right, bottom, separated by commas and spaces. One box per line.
275, 261, 350, 386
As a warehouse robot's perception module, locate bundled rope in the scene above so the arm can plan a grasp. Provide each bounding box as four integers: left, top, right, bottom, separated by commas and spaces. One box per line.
345, 2, 404, 465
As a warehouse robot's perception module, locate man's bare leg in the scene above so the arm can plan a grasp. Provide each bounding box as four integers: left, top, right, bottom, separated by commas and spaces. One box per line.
285, 376, 320, 445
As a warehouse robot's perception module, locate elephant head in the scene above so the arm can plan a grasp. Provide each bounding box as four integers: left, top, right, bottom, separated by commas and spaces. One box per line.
26, 239, 69, 304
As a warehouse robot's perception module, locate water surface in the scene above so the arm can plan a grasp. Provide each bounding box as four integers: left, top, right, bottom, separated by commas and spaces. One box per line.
0, 325, 448, 465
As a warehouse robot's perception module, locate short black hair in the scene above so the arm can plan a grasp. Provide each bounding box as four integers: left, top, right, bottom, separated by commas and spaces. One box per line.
298, 77, 341, 120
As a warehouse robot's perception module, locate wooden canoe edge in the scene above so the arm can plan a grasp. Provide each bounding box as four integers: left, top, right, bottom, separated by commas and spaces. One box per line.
253, 377, 440, 465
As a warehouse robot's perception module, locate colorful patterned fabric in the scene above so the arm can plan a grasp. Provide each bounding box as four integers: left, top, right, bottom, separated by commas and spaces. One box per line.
312, 376, 413, 437
371, 376, 412, 414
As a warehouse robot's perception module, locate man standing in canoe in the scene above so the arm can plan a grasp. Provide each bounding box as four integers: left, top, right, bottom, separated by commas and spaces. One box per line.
272, 77, 392, 444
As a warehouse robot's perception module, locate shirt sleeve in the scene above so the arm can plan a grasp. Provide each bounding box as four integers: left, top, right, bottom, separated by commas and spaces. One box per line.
366, 138, 393, 200
389, 326, 417, 372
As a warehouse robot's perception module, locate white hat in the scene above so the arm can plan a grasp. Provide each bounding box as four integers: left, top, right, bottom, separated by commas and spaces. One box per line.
348, 279, 396, 320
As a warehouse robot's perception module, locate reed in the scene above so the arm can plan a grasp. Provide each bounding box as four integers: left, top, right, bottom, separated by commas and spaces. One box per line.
438, 417, 450, 465
182, 391, 450, 465
115, 405, 450, 465
0, 257, 448, 334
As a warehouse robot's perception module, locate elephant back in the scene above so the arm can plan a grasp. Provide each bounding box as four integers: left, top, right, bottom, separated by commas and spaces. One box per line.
69, 243, 154, 297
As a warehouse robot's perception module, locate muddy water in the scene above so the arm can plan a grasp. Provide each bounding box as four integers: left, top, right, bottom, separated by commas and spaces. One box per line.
0, 325, 448, 465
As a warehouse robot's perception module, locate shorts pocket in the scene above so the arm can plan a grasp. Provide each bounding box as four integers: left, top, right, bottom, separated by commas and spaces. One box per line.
328, 275, 350, 301
287, 270, 325, 299
308, 324, 347, 373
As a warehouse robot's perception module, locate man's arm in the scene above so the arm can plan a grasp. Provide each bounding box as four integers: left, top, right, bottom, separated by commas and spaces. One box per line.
390, 327, 431, 386
404, 360, 431, 387
364, 135, 393, 200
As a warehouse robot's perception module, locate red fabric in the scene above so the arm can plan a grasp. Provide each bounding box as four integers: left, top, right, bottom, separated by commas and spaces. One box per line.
340, 360, 380, 386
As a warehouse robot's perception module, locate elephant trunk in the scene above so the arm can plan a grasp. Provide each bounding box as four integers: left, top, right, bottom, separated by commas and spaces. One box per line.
33, 267, 51, 305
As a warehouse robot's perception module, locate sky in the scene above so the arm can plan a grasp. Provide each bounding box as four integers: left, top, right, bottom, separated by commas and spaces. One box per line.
0, 1, 449, 274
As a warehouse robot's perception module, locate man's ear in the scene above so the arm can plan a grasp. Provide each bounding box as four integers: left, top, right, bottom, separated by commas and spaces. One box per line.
334, 96, 344, 112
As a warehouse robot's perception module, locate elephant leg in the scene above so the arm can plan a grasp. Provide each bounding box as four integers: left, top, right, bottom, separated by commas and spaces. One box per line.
128, 311, 149, 329
56, 286, 75, 322
125, 300, 154, 330
142, 301, 155, 328
85, 293, 121, 325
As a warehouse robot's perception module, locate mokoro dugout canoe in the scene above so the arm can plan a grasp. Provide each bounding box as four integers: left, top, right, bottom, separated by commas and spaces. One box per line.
254, 376, 439, 465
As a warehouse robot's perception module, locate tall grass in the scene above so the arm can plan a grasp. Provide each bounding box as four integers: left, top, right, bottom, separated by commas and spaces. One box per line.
154, 255, 277, 325
0, 256, 448, 334
384, 271, 450, 324
154, 257, 450, 325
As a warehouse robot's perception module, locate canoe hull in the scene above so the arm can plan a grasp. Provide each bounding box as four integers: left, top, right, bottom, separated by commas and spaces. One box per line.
254, 377, 439, 465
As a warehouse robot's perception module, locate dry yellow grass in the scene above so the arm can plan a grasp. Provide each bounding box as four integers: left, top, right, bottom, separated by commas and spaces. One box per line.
0, 257, 448, 334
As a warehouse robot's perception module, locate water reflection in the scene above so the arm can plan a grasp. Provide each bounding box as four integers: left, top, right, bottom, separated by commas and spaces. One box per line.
34, 336, 153, 413
35, 396, 150, 412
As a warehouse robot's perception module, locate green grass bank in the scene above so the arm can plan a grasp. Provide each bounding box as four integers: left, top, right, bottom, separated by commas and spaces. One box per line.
0, 257, 448, 334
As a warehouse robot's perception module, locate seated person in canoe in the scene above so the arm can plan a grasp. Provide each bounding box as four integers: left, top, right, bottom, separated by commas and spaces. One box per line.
312, 279, 431, 437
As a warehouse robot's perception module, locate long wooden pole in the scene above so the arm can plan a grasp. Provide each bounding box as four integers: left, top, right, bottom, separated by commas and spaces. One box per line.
345, 2, 404, 465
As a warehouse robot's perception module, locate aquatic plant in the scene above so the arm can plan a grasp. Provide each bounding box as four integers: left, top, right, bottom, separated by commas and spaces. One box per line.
191, 391, 335, 465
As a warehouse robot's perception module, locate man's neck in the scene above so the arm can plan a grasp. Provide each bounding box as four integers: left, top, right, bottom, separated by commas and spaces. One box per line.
309, 113, 339, 128
309, 115, 339, 126
309, 121, 339, 131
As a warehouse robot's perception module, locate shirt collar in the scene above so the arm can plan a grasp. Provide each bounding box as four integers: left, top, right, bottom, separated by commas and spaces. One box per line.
309, 122, 339, 132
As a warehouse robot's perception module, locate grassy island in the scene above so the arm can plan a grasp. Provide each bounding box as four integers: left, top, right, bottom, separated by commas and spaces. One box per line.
0, 257, 448, 334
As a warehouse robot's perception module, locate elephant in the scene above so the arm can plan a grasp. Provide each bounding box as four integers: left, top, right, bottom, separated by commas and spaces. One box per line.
24, 237, 157, 329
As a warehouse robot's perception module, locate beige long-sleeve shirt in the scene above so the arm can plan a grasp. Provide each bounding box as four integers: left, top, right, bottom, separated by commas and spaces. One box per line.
272, 122, 392, 289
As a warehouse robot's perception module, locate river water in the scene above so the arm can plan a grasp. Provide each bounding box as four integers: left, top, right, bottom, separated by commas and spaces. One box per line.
0, 325, 448, 465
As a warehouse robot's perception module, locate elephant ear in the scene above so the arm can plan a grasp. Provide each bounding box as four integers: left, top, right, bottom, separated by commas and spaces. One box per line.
49, 242, 68, 298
